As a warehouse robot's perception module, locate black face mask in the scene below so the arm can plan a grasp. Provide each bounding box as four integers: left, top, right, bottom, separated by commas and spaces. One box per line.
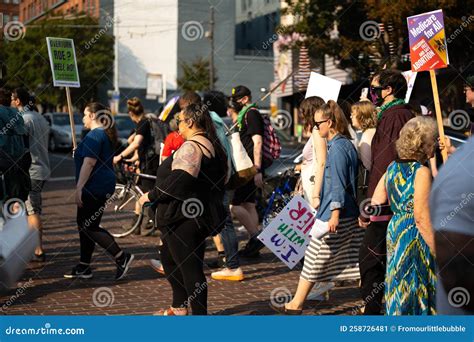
229, 99, 243, 112
370, 86, 385, 106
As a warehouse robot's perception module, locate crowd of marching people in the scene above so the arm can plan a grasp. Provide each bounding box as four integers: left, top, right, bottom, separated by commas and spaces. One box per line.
0, 68, 473, 316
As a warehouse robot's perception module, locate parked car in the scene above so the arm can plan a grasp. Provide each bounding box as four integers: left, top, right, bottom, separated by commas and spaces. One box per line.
114, 113, 135, 148
44, 113, 83, 151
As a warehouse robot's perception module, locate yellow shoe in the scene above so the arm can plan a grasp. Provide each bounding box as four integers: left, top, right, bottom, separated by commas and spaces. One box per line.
211, 267, 244, 281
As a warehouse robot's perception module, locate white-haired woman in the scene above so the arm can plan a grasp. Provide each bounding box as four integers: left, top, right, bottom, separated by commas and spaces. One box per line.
372, 116, 438, 315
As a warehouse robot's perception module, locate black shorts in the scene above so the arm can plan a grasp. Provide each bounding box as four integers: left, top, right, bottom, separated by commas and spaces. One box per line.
232, 179, 258, 206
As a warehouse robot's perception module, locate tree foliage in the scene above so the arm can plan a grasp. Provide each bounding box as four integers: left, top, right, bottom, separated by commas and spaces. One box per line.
1, 15, 114, 109
177, 57, 217, 92
281, 0, 473, 79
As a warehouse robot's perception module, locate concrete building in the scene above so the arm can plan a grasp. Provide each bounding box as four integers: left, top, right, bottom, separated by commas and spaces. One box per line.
235, 0, 280, 57
115, 0, 280, 112
9, 0, 281, 112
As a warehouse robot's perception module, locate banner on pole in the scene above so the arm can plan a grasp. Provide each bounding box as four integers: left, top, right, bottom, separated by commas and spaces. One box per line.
407, 10, 449, 72
46, 37, 80, 88
258, 195, 317, 269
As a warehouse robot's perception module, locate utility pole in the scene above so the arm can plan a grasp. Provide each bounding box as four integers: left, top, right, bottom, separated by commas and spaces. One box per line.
113, 16, 120, 93
209, 6, 215, 90
112, 16, 120, 114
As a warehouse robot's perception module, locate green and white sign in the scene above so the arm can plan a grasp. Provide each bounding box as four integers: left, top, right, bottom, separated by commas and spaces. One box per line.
46, 37, 80, 88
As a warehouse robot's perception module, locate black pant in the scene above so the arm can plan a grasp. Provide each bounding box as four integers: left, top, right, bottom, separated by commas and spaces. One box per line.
77, 193, 122, 264
160, 219, 208, 315
359, 220, 388, 315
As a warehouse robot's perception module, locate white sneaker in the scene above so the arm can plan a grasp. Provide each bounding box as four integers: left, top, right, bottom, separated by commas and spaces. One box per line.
211, 267, 244, 281
307, 282, 335, 300
150, 259, 165, 275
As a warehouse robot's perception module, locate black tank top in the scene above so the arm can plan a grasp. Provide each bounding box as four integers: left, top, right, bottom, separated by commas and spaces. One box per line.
155, 135, 225, 194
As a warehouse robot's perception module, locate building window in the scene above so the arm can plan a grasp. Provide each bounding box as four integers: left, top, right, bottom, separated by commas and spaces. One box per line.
12, 15, 18, 22
13, 0, 20, 4
4, 14, 10, 23
235, 10, 279, 57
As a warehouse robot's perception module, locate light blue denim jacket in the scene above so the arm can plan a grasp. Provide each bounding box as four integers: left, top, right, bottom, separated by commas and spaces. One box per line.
316, 134, 359, 221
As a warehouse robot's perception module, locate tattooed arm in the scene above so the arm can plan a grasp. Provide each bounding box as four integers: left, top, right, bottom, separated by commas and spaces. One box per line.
171, 141, 202, 177
140, 141, 202, 204
141, 141, 203, 204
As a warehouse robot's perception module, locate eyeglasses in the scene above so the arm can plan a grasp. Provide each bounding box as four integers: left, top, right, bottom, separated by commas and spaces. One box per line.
314, 119, 329, 129
176, 118, 187, 125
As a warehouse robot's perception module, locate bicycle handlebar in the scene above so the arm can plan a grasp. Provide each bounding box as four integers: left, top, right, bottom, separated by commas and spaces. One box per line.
115, 160, 157, 180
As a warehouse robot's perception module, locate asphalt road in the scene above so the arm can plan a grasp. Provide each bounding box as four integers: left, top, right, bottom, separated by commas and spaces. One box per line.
48, 150, 76, 181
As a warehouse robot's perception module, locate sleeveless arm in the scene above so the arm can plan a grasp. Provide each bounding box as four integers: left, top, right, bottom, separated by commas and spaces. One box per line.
371, 172, 387, 206
311, 128, 327, 201
414, 166, 435, 254
171, 141, 202, 177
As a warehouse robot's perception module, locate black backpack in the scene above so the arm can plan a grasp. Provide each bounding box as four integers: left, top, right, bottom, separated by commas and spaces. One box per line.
145, 115, 170, 158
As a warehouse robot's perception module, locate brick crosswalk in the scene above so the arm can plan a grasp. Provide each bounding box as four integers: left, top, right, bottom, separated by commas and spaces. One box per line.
1, 181, 363, 315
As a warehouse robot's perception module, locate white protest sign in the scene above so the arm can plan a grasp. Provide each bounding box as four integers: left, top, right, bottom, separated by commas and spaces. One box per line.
258, 195, 317, 269
304, 72, 342, 102
402, 70, 418, 102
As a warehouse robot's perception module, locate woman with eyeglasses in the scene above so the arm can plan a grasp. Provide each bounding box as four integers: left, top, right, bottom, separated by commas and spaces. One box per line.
139, 103, 228, 315
273, 101, 363, 314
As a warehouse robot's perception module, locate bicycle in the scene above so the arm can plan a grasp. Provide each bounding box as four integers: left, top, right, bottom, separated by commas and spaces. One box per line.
261, 169, 299, 228
100, 162, 157, 238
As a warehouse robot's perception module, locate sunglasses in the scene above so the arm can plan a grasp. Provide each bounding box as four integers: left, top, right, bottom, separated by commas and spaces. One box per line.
314, 119, 329, 129
370, 86, 385, 93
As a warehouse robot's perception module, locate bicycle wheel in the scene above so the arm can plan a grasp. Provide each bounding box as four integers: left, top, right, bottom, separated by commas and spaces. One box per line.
101, 183, 142, 238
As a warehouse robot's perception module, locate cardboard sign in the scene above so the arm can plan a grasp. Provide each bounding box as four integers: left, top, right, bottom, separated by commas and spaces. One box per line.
258, 195, 317, 269
304, 72, 342, 102
407, 10, 449, 72
46, 37, 80, 88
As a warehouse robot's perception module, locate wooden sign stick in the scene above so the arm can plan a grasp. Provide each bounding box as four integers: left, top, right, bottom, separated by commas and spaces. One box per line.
65, 87, 77, 150
429, 70, 448, 163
